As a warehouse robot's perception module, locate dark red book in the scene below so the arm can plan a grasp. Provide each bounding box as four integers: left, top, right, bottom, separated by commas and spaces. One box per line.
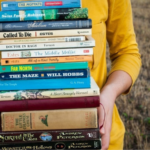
0, 96, 100, 112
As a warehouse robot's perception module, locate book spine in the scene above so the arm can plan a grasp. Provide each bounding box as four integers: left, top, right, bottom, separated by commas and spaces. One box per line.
0, 8, 88, 22
0, 96, 100, 112
0, 77, 91, 90
0, 69, 90, 80
1, 56, 92, 65
1, 0, 81, 11
0, 140, 101, 149
0, 40, 94, 51
0, 36, 86, 44
0, 62, 88, 73
0, 129, 100, 143
0, 29, 91, 39
0, 20, 92, 31
1, 108, 98, 131
2, 48, 93, 58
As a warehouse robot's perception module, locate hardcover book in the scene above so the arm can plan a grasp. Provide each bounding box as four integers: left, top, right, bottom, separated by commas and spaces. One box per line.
0, 96, 100, 112
0, 29, 91, 39
1, 56, 92, 65
1, 108, 98, 131
0, 69, 90, 80
0, 62, 88, 73
0, 77, 99, 101
1, 0, 81, 11
0, 20, 92, 31
0, 8, 88, 22
1, 48, 93, 57
0, 129, 100, 143
0, 140, 101, 149
0, 36, 95, 51
0, 77, 91, 90
0, 36, 86, 44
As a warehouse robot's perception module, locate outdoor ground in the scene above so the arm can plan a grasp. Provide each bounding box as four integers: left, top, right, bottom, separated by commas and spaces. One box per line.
106, 0, 150, 149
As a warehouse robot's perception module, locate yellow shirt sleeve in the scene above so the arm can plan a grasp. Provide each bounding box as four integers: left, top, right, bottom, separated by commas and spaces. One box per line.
106, 0, 142, 91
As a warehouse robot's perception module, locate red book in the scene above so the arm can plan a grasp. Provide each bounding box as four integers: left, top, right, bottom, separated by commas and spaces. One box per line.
0, 96, 100, 112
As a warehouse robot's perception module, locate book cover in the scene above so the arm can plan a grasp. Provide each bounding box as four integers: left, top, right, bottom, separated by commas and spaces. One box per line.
0, 96, 100, 112
0, 29, 91, 39
0, 8, 88, 22
0, 140, 101, 149
1, 0, 81, 11
0, 129, 100, 143
0, 77, 91, 90
1, 108, 98, 131
0, 36, 95, 51
0, 20, 92, 31
1, 56, 92, 65
2, 48, 93, 57
0, 36, 86, 44
0, 69, 90, 80
0, 62, 88, 73
0, 77, 99, 101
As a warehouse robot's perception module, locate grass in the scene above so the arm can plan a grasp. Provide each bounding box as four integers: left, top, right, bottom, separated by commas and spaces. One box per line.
106, 0, 150, 149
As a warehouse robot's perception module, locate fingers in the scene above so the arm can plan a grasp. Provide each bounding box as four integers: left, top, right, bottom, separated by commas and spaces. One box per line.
98, 106, 105, 135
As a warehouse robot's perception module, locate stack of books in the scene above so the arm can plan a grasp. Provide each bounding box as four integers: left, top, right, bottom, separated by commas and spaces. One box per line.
0, 0, 101, 149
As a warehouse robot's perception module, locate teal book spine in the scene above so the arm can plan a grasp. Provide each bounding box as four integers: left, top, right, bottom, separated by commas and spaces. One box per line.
0, 62, 88, 73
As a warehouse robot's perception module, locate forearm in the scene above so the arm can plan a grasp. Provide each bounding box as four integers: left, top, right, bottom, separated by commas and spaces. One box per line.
101, 71, 132, 101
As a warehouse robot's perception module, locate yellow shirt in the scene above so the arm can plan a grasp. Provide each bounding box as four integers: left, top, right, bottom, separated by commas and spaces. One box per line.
82, 0, 141, 149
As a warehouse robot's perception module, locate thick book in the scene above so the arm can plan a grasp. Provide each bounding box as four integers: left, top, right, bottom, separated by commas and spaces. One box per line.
0, 77, 91, 90
1, 108, 98, 131
0, 69, 90, 80
1, 0, 81, 11
0, 36, 95, 51
0, 8, 88, 22
0, 77, 99, 101
0, 96, 100, 112
0, 29, 91, 39
0, 140, 101, 149
0, 20, 92, 31
1, 56, 92, 65
0, 129, 100, 143
0, 62, 88, 73
0, 36, 86, 44
1, 48, 93, 57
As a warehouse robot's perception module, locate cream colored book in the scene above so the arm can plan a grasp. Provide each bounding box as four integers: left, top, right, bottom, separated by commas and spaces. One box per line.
1, 108, 98, 131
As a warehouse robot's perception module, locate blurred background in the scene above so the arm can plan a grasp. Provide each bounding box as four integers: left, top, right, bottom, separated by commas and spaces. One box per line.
107, 0, 150, 149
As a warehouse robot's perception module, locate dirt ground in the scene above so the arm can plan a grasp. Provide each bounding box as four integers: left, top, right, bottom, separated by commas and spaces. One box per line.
106, 0, 150, 149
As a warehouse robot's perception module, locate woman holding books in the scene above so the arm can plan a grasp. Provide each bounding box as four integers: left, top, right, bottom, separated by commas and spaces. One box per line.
82, 0, 141, 150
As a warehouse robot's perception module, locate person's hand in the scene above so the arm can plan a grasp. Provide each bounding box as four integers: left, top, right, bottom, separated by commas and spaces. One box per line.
98, 85, 116, 150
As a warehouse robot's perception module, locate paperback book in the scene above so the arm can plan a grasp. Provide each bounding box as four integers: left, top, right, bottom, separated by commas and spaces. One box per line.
0, 20, 92, 31
1, 48, 93, 57
0, 77, 91, 90
0, 29, 91, 39
0, 8, 88, 22
0, 129, 100, 143
0, 77, 99, 101
0, 62, 88, 73
1, 56, 92, 65
1, 108, 98, 131
0, 69, 90, 80
1, 0, 81, 11
0, 36, 95, 50
0, 96, 100, 112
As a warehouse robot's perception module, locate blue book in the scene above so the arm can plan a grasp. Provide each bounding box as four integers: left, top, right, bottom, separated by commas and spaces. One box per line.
0, 20, 91, 31
0, 69, 90, 80
0, 77, 91, 90
1, 0, 81, 11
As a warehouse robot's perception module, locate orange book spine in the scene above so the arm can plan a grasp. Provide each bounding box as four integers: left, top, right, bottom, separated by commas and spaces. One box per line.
1, 56, 92, 65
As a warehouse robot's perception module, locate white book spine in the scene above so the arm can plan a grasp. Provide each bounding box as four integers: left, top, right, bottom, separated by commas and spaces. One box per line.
0, 29, 91, 39
0, 36, 86, 44
2, 48, 93, 58
0, 39, 95, 51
